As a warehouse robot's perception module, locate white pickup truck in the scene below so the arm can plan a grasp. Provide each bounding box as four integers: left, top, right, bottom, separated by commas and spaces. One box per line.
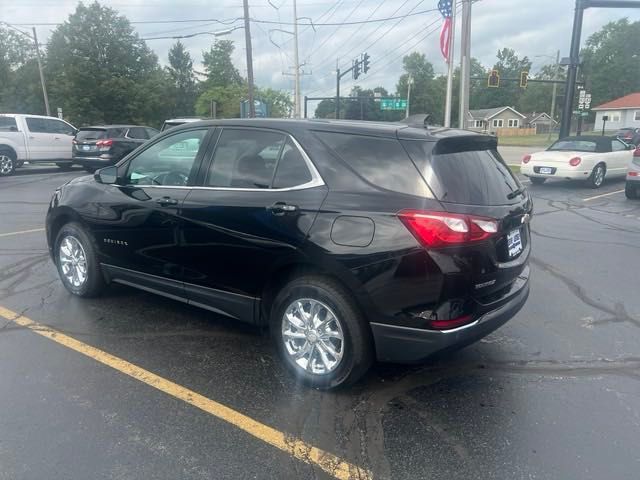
0, 113, 78, 176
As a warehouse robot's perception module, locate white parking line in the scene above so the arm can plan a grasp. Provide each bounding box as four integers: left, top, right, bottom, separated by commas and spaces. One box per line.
582, 189, 625, 201
0, 228, 45, 238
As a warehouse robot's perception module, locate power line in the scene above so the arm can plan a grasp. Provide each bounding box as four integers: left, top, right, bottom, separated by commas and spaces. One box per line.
306, 0, 366, 59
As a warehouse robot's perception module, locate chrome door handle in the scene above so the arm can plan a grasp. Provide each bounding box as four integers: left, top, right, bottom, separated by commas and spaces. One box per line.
267, 202, 298, 215
156, 196, 179, 207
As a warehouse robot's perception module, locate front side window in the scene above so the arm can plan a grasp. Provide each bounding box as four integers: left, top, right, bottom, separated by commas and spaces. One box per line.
126, 129, 207, 186
0, 117, 18, 131
127, 127, 148, 139
207, 129, 285, 188
45, 119, 75, 135
612, 139, 626, 151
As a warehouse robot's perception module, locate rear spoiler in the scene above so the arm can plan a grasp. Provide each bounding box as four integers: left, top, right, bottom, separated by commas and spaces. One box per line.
432, 135, 498, 155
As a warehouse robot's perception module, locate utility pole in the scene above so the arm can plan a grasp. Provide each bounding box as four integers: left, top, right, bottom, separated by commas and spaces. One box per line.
458, 0, 471, 129
336, 64, 341, 119
559, 0, 640, 138
548, 49, 560, 139
32, 27, 50, 117
443, 3, 457, 128
242, 0, 255, 118
406, 74, 413, 118
292, 0, 301, 118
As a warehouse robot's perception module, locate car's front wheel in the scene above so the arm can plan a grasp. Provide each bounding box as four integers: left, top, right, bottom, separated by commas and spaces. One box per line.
0, 150, 16, 176
55, 222, 105, 297
588, 163, 606, 189
270, 276, 373, 389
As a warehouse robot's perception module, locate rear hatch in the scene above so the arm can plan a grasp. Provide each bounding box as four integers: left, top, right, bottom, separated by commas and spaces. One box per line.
401, 135, 532, 306
73, 128, 107, 157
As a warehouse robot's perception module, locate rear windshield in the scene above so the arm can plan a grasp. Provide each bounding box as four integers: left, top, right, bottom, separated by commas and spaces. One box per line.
75, 129, 106, 141
402, 141, 522, 206
548, 139, 597, 152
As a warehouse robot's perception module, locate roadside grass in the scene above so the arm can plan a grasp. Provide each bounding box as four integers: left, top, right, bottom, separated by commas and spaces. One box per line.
498, 134, 557, 148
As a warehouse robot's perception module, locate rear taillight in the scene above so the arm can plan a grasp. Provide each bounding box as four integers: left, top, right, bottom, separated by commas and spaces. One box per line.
398, 210, 498, 248
72, 139, 77, 144
569, 156, 582, 167
96, 139, 113, 148
428, 315, 475, 330
522, 154, 531, 164
629, 171, 639, 176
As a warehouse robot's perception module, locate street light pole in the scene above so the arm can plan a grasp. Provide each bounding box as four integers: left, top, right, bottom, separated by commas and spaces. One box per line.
443, 3, 457, 128
405, 74, 413, 118
242, 0, 255, 118
458, 0, 472, 129
292, 0, 301, 118
549, 49, 560, 139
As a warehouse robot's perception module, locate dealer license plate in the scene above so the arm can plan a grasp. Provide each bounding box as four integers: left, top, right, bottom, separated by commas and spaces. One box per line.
507, 229, 523, 258
539, 167, 552, 174
82, 145, 90, 151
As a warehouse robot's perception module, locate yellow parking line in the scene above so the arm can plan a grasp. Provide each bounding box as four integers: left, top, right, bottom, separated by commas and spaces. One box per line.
0, 305, 371, 480
0, 227, 45, 238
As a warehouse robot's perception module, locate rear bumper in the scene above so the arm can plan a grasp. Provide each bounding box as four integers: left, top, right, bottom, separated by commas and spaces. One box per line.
72, 155, 117, 168
521, 164, 590, 180
370, 269, 530, 363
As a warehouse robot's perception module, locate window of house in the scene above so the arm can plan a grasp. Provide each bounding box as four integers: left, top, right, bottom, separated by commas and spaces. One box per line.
492, 119, 504, 128
635, 111, 640, 121
474, 120, 483, 128
607, 112, 621, 122
508, 119, 519, 128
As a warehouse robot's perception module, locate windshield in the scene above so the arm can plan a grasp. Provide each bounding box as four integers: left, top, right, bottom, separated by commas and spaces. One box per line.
548, 139, 598, 152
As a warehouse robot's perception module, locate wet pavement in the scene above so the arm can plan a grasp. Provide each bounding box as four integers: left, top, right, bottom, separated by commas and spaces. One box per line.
0, 164, 639, 480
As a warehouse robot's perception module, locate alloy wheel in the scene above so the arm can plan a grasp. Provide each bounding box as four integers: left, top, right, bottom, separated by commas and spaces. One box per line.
593, 166, 605, 187
281, 298, 345, 375
59, 235, 88, 288
0, 155, 13, 175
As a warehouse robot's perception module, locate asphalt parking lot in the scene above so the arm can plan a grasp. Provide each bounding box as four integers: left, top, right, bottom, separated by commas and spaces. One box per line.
1, 163, 639, 480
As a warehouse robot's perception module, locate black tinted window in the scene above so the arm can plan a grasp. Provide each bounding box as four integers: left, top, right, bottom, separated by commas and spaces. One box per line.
146, 128, 159, 138
402, 141, 521, 206
315, 132, 431, 197
46, 119, 75, 135
0, 117, 17, 131
127, 127, 148, 139
76, 129, 107, 141
207, 129, 285, 188
25, 117, 47, 133
107, 128, 127, 138
273, 140, 312, 188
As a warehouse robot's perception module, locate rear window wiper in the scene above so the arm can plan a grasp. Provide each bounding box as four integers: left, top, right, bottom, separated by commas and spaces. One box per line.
507, 187, 526, 200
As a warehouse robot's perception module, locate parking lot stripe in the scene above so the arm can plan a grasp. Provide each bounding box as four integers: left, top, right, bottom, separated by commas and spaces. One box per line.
582, 189, 625, 201
0, 227, 45, 238
0, 305, 371, 480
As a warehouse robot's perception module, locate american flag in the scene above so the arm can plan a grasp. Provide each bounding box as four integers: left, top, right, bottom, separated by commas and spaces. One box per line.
438, 0, 453, 63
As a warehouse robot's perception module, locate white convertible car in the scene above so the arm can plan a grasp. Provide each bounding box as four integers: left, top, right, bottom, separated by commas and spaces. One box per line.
521, 136, 635, 188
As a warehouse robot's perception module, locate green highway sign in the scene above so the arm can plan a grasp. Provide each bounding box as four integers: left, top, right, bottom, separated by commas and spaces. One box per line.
380, 98, 407, 110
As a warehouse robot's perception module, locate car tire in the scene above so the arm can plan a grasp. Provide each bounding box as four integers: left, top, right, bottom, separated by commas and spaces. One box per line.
625, 182, 638, 199
0, 150, 16, 177
270, 275, 373, 389
588, 163, 606, 189
54, 222, 105, 297
530, 177, 546, 185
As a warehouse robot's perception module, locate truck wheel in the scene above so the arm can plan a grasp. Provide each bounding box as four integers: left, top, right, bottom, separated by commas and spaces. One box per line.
0, 150, 16, 176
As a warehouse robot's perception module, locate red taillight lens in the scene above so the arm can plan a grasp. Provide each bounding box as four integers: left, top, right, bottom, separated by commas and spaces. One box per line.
522, 154, 531, 164
569, 156, 582, 167
428, 315, 474, 330
398, 210, 498, 248
629, 171, 639, 177
96, 139, 113, 147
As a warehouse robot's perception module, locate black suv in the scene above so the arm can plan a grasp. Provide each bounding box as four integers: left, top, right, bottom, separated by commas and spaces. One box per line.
73, 125, 159, 172
46, 119, 532, 389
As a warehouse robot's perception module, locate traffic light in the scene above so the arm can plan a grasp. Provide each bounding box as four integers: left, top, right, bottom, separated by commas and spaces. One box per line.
488, 70, 500, 88
520, 71, 528, 88
362, 53, 370, 74
352, 58, 361, 80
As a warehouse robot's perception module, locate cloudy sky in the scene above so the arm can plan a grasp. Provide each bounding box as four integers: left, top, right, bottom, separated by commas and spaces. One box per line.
2, 0, 639, 102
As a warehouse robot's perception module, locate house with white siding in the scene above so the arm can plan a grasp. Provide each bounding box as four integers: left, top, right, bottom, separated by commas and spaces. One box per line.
592, 93, 640, 131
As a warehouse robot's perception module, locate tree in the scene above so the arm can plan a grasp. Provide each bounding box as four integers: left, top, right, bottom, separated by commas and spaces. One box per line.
46, 1, 165, 126
167, 41, 197, 117
256, 87, 293, 118
474, 48, 532, 110
202, 40, 243, 88
582, 19, 640, 109
396, 52, 440, 120
195, 84, 293, 118
0, 27, 42, 113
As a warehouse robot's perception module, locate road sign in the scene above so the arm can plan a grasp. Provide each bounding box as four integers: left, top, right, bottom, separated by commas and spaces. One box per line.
380, 98, 407, 110
241, 99, 269, 118
578, 90, 591, 111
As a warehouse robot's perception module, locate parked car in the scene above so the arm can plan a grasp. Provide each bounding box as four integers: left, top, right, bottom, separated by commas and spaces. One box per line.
616, 127, 640, 146
521, 135, 635, 188
0, 113, 77, 176
46, 119, 532, 389
73, 125, 159, 172
161, 117, 208, 132
624, 145, 640, 199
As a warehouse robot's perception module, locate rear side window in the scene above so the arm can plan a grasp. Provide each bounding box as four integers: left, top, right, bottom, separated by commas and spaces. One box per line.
402, 141, 522, 206
25, 117, 47, 133
146, 128, 159, 138
107, 128, 127, 138
76, 129, 106, 141
314, 132, 431, 197
0, 117, 17, 131
273, 140, 312, 188
127, 127, 148, 139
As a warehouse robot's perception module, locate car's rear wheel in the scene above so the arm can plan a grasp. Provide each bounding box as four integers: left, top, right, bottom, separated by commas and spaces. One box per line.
588, 163, 606, 189
55, 222, 105, 297
530, 177, 546, 185
625, 182, 638, 199
270, 276, 373, 389
0, 150, 16, 176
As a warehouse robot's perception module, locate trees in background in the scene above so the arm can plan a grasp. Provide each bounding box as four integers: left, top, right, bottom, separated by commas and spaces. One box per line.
0, 27, 43, 114
167, 41, 197, 118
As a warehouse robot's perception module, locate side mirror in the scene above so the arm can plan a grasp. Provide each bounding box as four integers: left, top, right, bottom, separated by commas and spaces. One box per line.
94, 165, 118, 184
